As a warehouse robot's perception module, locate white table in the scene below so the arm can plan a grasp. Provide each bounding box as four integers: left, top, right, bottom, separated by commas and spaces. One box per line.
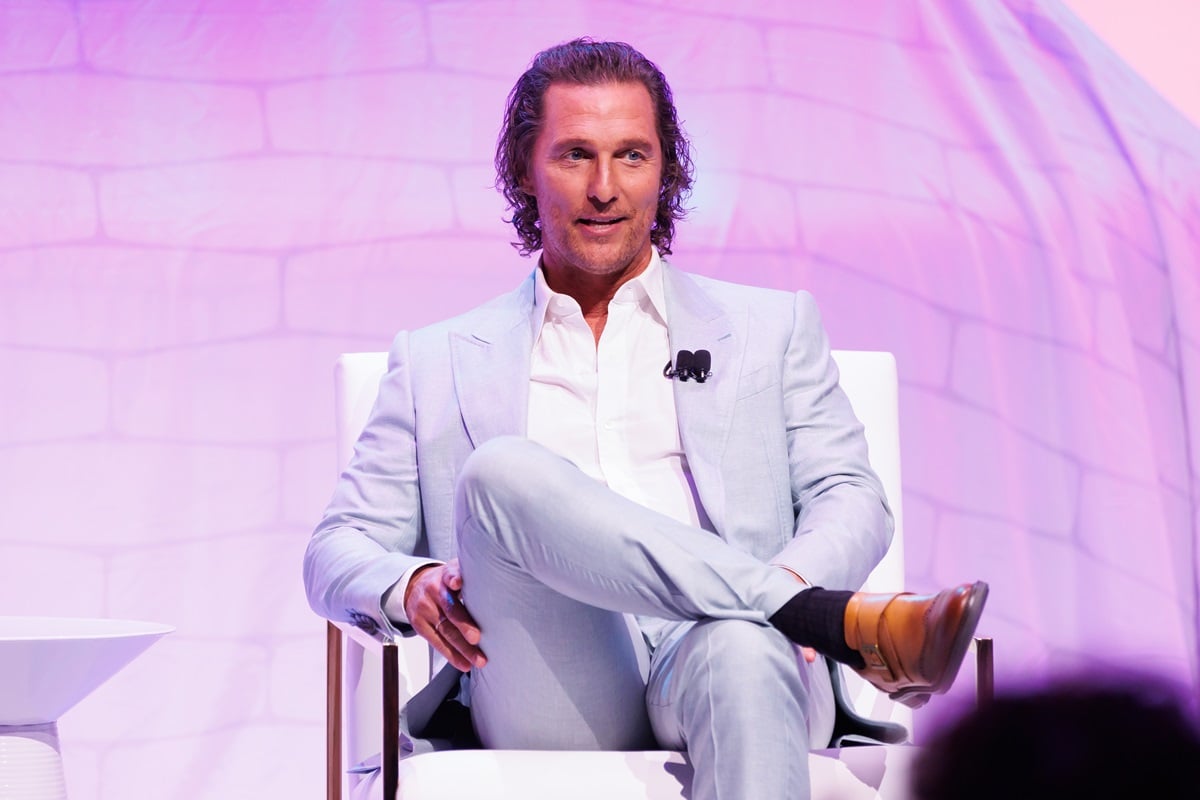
0, 617, 173, 800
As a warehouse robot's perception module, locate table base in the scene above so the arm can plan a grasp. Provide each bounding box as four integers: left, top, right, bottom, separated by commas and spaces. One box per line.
0, 722, 68, 800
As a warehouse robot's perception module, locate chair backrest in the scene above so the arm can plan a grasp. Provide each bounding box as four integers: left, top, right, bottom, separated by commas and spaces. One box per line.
333, 349, 911, 746
828, 351, 904, 595
824, 352, 909, 730
333, 353, 432, 773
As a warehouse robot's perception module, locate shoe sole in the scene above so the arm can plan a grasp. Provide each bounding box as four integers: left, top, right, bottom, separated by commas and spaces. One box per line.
889, 581, 989, 709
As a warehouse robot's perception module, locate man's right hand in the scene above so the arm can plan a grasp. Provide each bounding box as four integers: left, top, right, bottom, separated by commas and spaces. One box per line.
403, 559, 486, 672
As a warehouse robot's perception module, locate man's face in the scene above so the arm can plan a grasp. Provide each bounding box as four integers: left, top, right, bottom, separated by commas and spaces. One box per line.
521, 81, 663, 284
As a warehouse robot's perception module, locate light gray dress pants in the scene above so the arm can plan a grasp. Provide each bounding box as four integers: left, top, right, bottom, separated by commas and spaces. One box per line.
455, 437, 835, 800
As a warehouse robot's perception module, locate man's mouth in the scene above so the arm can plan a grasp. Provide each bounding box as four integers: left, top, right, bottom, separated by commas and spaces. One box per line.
578, 216, 626, 227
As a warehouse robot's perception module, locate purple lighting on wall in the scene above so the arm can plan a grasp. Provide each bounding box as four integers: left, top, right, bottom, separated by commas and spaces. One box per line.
0, 1, 1196, 797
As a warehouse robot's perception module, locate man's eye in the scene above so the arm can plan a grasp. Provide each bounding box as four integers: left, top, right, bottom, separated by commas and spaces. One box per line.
625, 151, 644, 161
566, 150, 585, 160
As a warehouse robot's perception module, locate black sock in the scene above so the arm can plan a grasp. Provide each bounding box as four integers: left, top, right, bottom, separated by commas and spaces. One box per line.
769, 588, 866, 669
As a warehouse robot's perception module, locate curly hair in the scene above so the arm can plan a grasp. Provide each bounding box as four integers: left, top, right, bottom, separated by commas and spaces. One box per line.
495, 38, 694, 256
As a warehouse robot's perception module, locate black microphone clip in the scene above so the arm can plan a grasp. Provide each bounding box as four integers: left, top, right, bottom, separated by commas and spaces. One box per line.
663, 349, 712, 383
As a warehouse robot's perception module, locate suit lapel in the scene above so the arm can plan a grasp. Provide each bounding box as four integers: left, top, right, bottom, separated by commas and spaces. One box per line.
663, 265, 744, 536
450, 275, 534, 447
448, 266, 744, 533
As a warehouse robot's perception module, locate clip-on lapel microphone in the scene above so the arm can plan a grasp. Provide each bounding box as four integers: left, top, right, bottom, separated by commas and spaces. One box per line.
663, 349, 712, 383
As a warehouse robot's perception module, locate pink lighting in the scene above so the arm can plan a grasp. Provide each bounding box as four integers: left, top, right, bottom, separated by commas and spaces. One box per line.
1, 1, 1196, 797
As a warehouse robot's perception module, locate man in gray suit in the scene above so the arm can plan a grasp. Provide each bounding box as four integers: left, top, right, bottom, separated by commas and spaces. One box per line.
305, 38, 987, 800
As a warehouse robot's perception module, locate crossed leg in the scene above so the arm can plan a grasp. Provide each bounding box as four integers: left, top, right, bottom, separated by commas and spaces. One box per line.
454, 436, 828, 798
648, 619, 832, 800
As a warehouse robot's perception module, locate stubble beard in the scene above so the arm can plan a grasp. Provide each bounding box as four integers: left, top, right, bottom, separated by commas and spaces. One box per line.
544, 217, 651, 280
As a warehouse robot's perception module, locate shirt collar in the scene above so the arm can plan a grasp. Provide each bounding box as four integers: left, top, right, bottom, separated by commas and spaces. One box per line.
531, 247, 668, 340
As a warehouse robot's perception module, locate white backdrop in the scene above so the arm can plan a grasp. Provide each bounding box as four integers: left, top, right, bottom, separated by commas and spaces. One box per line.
1, 1, 1197, 797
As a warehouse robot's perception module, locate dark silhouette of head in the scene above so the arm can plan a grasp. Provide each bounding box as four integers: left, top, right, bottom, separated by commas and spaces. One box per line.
911, 675, 1200, 799
495, 38, 694, 257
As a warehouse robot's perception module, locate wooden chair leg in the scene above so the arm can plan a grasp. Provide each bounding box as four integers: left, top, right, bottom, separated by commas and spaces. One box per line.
383, 641, 400, 799
975, 637, 994, 707
326, 622, 344, 800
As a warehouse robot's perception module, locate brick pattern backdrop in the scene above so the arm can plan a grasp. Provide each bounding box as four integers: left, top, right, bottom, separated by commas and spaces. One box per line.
1, 1, 1197, 798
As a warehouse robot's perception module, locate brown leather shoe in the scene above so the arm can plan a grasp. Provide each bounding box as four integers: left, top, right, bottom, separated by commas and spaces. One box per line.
845, 581, 988, 709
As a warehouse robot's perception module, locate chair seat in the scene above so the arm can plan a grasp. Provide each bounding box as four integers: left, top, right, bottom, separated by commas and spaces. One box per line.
350, 745, 917, 799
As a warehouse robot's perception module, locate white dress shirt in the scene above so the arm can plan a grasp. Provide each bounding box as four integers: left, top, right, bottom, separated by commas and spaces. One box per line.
527, 250, 710, 531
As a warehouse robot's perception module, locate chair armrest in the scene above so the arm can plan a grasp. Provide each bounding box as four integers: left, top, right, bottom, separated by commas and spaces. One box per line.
327, 619, 402, 800
331, 617, 396, 651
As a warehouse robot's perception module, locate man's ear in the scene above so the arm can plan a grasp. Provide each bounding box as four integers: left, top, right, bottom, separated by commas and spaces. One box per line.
518, 173, 534, 196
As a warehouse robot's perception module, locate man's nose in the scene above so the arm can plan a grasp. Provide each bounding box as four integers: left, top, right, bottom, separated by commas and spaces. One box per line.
587, 159, 617, 206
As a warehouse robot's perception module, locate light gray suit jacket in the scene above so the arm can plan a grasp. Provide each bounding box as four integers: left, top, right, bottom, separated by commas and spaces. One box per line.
304, 263, 893, 749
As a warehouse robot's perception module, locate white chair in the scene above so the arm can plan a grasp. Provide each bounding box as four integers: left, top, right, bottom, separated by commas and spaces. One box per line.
322, 350, 977, 800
